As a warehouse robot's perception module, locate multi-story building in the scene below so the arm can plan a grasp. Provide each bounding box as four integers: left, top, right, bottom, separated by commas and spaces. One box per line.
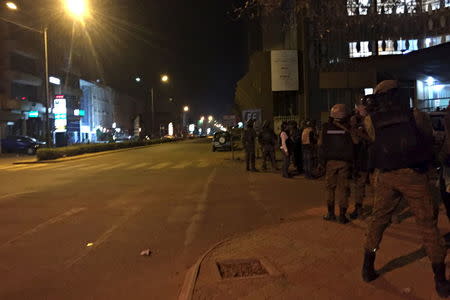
236, 0, 450, 126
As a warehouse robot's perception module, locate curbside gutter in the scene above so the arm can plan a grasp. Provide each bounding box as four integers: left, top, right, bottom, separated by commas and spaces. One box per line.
13, 140, 184, 165
178, 239, 231, 300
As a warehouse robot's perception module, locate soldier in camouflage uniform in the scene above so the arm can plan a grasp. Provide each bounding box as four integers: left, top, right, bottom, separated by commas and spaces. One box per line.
361, 80, 450, 298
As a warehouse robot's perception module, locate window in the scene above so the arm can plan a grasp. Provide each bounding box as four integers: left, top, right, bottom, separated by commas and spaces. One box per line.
378, 40, 403, 55
347, 0, 371, 15
422, 0, 440, 11
11, 82, 38, 102
377, 0, 418, 14
424, 36, 444, 48
446, 0, 450, 8
349, 41, 372, 58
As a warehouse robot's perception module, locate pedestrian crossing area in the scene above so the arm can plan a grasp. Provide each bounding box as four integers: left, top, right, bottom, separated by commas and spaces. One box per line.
0, 160, 214, 173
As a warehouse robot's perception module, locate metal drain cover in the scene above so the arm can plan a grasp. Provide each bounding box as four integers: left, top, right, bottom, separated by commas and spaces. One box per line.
216, 259, 269, 279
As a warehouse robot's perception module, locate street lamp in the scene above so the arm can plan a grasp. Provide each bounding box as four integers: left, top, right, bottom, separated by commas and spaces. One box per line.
200, 116, 205, 122
161, 75, 169, 83
5, 2, 17, 10
64, 0, 88, 19
2, 1, 90, 146
183, 106, 189, 112
208, 115, 213, 122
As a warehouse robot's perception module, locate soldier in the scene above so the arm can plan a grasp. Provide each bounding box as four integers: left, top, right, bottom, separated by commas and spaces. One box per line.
289, 121, 303, 174
361, 80, 450, 298
242, 119, 257, 172
319, 104, 354, 224
259, 120, 278, 171
349, 104, 370, 219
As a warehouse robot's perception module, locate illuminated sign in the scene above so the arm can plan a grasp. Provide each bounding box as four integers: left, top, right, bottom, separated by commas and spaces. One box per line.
28, 111, 39, 118
7, 122, 14, 126
53, 96, 67, 133
49, 76, 61, 85
168, 122, 174, 136
74, 109, 85, 116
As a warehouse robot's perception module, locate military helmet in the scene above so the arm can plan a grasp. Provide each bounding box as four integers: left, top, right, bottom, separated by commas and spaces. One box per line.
330, 104, 349, 120
374, 80, 398, 94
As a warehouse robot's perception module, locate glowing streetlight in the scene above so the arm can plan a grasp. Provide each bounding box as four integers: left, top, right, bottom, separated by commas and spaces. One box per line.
6, 2, 18, 10
161, 75, 169, 83
65, 0, 89, 19
208, 115, 213, 122
183, 106, 189, 112
135, 77, 141, 83
200, 116, 205, 122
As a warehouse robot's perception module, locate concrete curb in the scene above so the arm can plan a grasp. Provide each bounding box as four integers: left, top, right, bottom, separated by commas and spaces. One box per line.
12, 142, 174, 165
178, 239, 231, 300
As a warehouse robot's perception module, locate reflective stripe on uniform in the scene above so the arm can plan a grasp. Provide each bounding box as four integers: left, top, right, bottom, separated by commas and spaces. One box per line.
327, 130, 345, 134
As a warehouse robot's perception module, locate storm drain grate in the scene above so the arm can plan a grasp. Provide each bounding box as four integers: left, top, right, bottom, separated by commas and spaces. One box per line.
216, 259, 269, 279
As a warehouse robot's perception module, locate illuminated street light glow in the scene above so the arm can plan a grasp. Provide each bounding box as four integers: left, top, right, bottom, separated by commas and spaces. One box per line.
426, 76, 435, 86
161, 75, 169, 83
65, 0, 88, 19
183, 106, 189, 112
135, 77, 141, 82
208, 115, 213, 122
200, 116, 205, 122
6, 2, 18, 10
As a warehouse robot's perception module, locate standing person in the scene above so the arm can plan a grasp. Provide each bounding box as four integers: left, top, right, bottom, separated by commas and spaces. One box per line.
258, 120, 278, 171
280, 121, 292, 178
289, 121, 303, 174
360, 80, 450, 298
319, 104, 354, 224
242, 119, 257, 172
349, 104, 370, 219
302, 120, 317, 179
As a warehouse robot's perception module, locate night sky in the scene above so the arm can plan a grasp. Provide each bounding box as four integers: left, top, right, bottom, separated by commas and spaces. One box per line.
83, 0, 247, 120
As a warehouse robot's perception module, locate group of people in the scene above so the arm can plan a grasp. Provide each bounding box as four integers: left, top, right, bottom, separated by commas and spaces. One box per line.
243, 80, 450, 298
242, 118, 319, 179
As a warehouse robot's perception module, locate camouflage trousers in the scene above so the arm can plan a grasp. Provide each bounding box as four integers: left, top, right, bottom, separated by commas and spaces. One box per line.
364, 168, 446, 264
352, 171, 369, 205
325, 160, 351, 208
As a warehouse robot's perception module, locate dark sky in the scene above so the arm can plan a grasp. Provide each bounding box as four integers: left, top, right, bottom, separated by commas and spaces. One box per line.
83, 0, 247, 120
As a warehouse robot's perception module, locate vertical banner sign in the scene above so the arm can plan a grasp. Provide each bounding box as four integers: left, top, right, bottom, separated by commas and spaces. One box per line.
271, 50, 299, 92
222, 115, 237, 128
54, 95, 67, 133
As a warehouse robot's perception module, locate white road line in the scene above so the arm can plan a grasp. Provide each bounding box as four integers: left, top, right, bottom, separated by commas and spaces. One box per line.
101, 162, 128, 171
0, 191, 37, 203
197, 161, 210, 168
125, 162, 149, 170
172, 161, 192, 169
148, 162, 171, 170
64, 206, 141, 269
0, 207, 87, 250
184, 168, 216, 246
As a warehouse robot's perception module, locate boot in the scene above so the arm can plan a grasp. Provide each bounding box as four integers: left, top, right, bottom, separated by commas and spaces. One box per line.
323, 204, 337, 221
350, 203, 362, 220
362, 250, 379, 282
432, 263, 450, 298
338, 207, 350, 224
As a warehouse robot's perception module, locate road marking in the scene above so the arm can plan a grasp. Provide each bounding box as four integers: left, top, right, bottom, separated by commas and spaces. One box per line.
64, 206, 141, 269
101, 162, 128, 171
82, 163, 110, 171
0, 191, 37, 203
125, 162, 149, 170
148, 162, 171, 170
172, 161, 192, 169
184, 168, 216, 247
197, 160, 210, 168
0, 207, 87, 250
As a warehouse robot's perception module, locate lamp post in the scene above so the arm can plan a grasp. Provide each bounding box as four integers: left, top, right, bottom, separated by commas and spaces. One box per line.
3, 0, 89, 146
135, 74, 169, 138
182, 106, 189, 133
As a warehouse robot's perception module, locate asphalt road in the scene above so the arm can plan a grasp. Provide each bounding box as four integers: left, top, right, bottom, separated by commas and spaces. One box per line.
0, 139, 324, 300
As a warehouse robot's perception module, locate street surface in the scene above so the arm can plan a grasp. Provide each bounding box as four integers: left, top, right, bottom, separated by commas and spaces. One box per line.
0, 139, 324, 299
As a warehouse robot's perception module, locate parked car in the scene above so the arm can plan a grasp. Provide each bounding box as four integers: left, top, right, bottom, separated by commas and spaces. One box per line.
1, 136, 45, 155
212, 131, 232, 152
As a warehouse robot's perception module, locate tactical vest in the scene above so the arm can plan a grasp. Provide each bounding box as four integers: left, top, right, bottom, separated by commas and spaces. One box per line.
322, 122, 354, 162
369, 110, 431, 171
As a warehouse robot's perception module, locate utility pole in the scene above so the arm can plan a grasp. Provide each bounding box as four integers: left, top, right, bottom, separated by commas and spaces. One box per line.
43, 26, 51, 146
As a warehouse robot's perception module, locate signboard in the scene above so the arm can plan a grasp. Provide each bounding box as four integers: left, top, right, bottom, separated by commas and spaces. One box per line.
242, 109, 262, 128
271, 50, 299, 91
54, 96, 67, 133
222, 115, 237, 127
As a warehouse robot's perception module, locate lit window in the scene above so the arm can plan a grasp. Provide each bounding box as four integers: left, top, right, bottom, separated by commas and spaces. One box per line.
349, 41, 372, 58
446, 0, 450, 7
347, 0, 370, 15
422, 0, 440, 11
446, 35, 450, 42
425, 38, 432, 48
378, 0, 418, 14
424, 36, 444, 48
378, 40, 403, 55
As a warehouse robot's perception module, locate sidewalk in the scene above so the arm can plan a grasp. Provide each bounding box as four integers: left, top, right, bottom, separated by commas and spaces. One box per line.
186, 153, 449, 300
192, 205, 450, 300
